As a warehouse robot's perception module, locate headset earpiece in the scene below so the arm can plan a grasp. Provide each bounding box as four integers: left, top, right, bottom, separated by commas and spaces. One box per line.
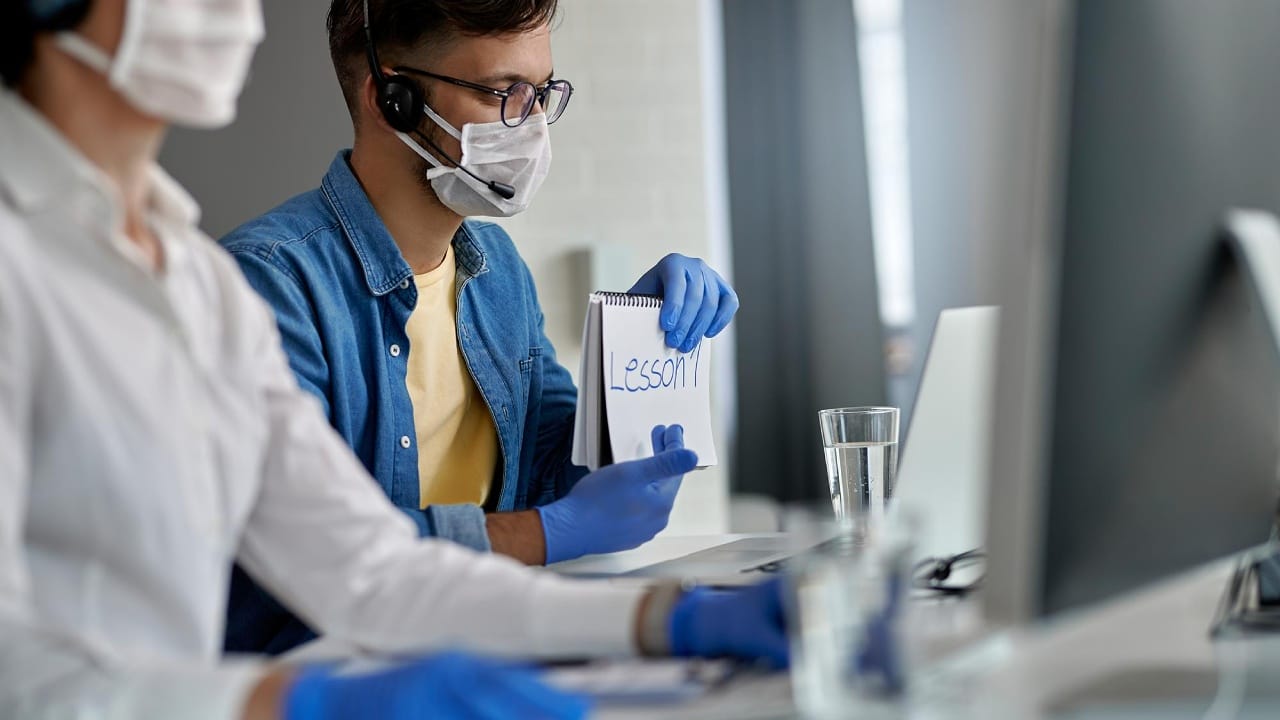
363, 0, 422, 133
377, 72, 423, 133
27, 0, 92, 31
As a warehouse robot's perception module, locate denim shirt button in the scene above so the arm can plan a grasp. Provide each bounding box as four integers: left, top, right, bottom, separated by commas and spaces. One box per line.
399, 279, 410, 290
400, 435, 411, 449
389, 344, 401, 358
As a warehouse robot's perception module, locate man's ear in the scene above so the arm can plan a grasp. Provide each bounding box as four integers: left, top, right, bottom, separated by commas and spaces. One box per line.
359, 71, 398, 136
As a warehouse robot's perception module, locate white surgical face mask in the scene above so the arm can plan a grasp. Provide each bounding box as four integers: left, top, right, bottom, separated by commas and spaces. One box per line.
56, 0, 265, 129
397, 103, 552, 218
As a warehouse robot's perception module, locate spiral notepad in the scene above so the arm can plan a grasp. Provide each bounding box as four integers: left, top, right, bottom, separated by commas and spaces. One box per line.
571, 292, 718, 471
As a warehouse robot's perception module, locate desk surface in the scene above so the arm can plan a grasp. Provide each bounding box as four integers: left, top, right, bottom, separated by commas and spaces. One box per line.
293, 535, 1280, 719
548, 533, 780, 579
923, 558, 1280, 719
579, 537, 1280, 719
601, 547, 1280, 720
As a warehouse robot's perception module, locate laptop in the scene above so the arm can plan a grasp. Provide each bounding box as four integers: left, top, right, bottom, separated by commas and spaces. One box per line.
612, 306, 1001, 583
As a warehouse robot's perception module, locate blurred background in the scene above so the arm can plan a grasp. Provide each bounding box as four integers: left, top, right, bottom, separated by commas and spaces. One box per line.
161, 0, 1064, 535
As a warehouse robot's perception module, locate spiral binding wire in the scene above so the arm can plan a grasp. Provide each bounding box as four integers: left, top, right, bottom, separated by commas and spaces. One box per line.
592, 291, 663, 307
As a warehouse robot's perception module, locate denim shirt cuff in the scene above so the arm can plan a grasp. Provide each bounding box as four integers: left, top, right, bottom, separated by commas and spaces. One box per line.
398, 504, 492, 553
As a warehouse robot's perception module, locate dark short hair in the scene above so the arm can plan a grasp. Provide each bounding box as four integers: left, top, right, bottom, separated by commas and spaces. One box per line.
1, 5, 37, 87
327, 0, 560, 122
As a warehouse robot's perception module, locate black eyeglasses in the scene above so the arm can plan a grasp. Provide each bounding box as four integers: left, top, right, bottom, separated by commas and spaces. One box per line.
394, 66, 573, 128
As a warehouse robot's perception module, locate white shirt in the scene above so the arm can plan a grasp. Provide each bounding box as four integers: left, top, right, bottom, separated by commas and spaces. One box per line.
0, 91, 643, 719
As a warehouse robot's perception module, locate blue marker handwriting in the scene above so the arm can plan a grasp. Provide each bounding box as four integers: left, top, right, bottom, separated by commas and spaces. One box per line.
608, 343, 703, 393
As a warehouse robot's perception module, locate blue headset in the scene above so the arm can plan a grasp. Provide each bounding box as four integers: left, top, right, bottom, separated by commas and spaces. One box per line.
27, 0, 91, 30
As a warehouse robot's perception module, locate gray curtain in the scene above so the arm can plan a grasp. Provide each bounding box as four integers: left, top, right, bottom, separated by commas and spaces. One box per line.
723, 0, 887, 503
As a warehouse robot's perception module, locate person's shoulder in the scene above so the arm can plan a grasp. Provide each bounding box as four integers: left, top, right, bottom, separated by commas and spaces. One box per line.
0, 207, 45, 373
462, 219, 515, 248
461, 220, 526, 272
186, 223, 276, 295
219, 187, 342, 265
184, 229, 295, 340
0, 204, 33, 260
0, 206, 40, 309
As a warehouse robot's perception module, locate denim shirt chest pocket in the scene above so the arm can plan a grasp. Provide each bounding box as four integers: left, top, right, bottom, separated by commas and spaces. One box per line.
519, 346, 542, 376
519, 345, 543, 411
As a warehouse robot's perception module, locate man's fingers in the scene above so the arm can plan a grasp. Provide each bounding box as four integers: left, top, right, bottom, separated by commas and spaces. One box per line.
631, 447, 698, 480
681, 272, 720, 353
662, 424, 685, 451
658, 260, 686, 332
757, 629, 792, 670
651, 424, 669, 453
485, 668, 593, 719
668, 270, 704, 349
707, 274, 740, 338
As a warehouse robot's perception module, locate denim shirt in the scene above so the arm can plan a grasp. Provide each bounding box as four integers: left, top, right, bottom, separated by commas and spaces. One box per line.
218, 151, 588, 653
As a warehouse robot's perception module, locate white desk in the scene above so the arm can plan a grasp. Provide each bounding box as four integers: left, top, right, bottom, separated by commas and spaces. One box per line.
546, 534, 982, 719
584, 545, 1280, 719
291, 535, 1280, 718
917, 558, 1280, 719
548, 533, 778, 579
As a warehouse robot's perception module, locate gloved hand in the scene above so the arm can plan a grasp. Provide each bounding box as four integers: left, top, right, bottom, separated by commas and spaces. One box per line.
669, 578, 790, 669
284, 651, 590, 720
855, 567, 907, 695
539, 425, 697, 564
630, 253, 739, 353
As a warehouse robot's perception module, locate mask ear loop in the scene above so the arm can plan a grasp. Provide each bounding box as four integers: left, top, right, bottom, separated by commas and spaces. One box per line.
107, 0, 149, 86
394, 131, 453, 181
54, 33, 115, 73
404, 95, 470, 170
421, 103, 464, 140
52, 0, 148, 86
419, 103, 469, 167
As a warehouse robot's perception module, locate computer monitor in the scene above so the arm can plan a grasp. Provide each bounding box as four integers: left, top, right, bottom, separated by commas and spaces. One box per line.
892, 307, 999, 563
984, 0, 1280, 623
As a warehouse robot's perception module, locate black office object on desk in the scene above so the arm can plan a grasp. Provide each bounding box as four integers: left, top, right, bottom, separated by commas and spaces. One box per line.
1211, 543, 1280, 637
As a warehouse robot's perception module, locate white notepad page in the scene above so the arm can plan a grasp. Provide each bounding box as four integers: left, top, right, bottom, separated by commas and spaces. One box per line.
572, 293, 718, 469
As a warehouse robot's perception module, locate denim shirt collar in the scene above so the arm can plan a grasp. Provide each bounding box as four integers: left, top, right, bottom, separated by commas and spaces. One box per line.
321, 151, 488, 297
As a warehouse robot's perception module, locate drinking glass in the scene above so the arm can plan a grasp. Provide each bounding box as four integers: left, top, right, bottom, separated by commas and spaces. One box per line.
818, 407, 900, 522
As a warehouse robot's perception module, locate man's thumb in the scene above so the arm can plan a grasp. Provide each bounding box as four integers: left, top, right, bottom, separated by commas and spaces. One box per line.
630, 448, 698, 480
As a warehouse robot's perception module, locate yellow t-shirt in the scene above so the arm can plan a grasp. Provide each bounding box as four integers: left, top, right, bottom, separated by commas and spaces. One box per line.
404, 246, 499, 508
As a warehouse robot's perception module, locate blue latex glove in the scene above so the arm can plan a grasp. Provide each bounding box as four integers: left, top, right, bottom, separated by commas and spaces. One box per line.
669, 578, 790, 669
539, 425, 697, 564
630, 253, 739, 353
284, 651, 590, 720
855, 568, 906, 695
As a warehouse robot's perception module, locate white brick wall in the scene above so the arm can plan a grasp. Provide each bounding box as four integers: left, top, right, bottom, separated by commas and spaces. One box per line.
496, 0, 732, 535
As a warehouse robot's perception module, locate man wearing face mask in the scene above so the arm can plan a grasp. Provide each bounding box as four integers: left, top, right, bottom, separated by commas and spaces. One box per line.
218, 0, 741, 654
0, 0, 786, 718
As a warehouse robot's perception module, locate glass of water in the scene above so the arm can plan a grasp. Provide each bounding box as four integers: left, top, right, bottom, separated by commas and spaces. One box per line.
783, 503, 917, 720
818, 407, 900, 522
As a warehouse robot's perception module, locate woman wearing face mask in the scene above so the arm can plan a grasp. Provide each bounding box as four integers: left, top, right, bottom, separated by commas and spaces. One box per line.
0, 1, 789, 719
